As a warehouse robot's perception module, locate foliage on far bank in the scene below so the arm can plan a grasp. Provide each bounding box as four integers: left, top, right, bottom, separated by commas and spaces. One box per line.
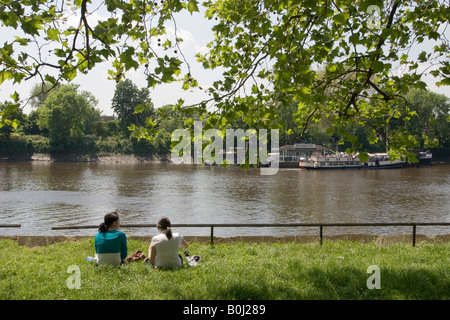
0, 81, 183, 159
0, 134, 172, 160
2, 86, 448, 161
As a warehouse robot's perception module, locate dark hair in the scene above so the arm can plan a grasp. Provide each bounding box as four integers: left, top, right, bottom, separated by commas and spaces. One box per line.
157, 217, 172, 240
99, 212, 120, 233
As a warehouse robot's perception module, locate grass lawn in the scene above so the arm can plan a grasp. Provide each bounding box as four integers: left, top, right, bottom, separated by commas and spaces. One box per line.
0, 238, 449, 300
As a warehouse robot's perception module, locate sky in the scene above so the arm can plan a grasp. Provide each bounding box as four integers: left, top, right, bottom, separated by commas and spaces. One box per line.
0, 2, 449, 116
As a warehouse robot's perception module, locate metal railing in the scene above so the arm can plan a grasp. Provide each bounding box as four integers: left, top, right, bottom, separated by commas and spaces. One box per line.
51, 222, 450, 246
0, 224, 21, 228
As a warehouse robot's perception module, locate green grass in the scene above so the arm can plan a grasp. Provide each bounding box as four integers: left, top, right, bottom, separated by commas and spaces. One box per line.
0, 238, 449, 300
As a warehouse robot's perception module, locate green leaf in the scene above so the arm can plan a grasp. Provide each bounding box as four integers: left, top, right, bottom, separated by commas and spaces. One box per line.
372, 60, 384, 73
146, 117, 157, 128
47, 28, 60, 41
21, 19, 44, 36
418, 51, 428, 63
76, 52, 89, 72
407, 152, 418, 163
134, 105, 145, 114
358, 152, 369, 162
120, 47, 139, 70
436, 78, 450, 87
146, 75, 158, 88
0, 71, 13, 85
359, 0, 384, 11
326, 64, 338, 73
349, 33, 360, 45
10, 91, 20, 102
64, 67, 77, 81
45, 74, 57, 85
333, 13, 350, 25
10, 119, 20, 129
74, 0, 84, 8
188, 0, 199, 15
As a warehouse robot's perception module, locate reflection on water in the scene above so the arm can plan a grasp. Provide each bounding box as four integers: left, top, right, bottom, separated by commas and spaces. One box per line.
0, 162, 449, 237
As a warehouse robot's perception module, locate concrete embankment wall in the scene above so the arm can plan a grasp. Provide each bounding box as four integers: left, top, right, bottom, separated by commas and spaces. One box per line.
2, 234, 450, 247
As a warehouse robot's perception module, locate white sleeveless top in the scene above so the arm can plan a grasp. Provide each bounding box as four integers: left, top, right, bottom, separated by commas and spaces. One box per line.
150, 232, 183, 268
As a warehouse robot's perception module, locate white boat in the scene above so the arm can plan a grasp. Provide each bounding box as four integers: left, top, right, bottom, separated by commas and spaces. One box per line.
299, 153, 405, 170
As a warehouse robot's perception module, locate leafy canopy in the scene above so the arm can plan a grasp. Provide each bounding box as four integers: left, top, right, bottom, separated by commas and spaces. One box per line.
195, 0, 449, 160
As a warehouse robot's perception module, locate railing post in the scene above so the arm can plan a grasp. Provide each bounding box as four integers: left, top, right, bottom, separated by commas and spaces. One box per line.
319, 225, 323, 246
210, 226, 214, 246
412, 224, 416, 247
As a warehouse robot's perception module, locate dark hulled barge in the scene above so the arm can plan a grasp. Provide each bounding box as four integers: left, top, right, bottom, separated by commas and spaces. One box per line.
299, 153, 405, 170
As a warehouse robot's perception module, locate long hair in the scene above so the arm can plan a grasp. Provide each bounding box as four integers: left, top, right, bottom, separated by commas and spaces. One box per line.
98, 212, 120, 233
157, 217, 173, 240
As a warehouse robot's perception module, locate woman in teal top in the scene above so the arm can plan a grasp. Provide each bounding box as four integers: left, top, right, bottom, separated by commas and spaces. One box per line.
95, 212, 127, 266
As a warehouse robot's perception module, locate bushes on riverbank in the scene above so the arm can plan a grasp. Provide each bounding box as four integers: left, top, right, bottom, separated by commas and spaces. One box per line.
0, 134, 169, 160
0, 238, 448, 300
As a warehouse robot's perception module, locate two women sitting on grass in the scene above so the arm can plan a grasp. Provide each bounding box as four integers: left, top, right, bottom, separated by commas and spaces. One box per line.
94, 213, 188, 268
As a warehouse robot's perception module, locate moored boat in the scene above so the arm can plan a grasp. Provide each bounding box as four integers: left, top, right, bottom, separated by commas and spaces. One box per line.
299, 153, 405, 170
419, 151, 432, 166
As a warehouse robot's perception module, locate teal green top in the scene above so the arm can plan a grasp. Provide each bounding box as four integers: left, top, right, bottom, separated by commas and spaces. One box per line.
95, 230, 128, 260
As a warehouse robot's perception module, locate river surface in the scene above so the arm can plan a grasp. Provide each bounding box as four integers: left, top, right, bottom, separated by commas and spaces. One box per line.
0, 162, 449, 237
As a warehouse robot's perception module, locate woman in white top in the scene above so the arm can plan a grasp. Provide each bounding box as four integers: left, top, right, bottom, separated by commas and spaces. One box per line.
147, 217, 189, 268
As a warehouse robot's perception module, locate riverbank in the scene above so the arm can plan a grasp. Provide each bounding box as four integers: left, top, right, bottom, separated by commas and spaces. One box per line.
3, 233, 450, 247
0, 153, 168, 163
0, 237, 448, 300
0, 134, 171, 163
2, 152, 450, 165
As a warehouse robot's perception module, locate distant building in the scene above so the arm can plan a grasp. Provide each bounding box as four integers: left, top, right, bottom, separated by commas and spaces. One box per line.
277, 144, 332, 167
279, 143, 331, 160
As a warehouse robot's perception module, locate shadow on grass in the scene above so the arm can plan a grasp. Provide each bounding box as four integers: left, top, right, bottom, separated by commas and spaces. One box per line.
302, 266, 450, 300
378, 268, 450, 300
191, 266, 450, 300
201, 281, 302, 300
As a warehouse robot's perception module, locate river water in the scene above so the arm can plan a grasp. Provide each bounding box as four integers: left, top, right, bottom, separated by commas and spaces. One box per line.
0, 161, 449, 237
